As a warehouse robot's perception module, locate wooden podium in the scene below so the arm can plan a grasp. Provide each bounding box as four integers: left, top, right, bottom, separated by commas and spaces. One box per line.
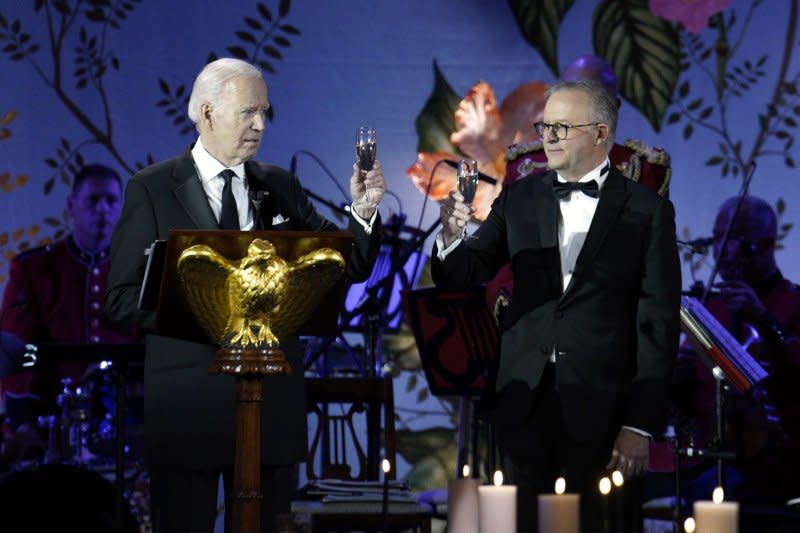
150, 229, 353, 532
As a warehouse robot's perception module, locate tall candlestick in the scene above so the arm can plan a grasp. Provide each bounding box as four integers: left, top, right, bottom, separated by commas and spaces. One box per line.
538, 477, 579, 533
478, 470, 516, 533
448, 465, 480, 533
382, 458, 391, 532
694, 487, 739, 533
599, 476, 612, 533
612, 470, 624, 533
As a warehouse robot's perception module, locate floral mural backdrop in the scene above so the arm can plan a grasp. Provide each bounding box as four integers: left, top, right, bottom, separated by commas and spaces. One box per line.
1, 0, 799, 525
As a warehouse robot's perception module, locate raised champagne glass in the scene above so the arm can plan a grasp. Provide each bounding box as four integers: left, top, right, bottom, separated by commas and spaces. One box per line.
457, 159, 479, 205
355, 127, 377, 176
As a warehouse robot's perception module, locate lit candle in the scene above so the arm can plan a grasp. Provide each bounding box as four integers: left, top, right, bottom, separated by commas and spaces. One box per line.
693, 487, 739, 533
382, 458, 391, 532
538, 477, 579, 533
599, 476, 612, 533
478, 470, 517, 533
448, 465, 480, 533
612, 470, 624, 533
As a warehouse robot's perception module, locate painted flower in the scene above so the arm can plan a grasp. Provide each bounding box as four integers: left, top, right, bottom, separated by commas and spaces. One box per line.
405, 80, 548, 221
649, 0, 731, 34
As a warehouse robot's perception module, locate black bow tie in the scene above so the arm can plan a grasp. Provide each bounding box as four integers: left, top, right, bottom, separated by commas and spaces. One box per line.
552, 179, 599, 199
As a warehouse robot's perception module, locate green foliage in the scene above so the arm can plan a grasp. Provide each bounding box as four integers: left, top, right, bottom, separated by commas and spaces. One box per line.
507, 0, 575, 77
414, 60, 464, 156
157, 78, 194, 136
224, 0, 300, 79
42, 138, 87, 194
593, 0, 681, 132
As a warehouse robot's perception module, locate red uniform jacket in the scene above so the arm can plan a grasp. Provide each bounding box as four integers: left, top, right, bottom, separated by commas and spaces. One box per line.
1, 236, 138, 407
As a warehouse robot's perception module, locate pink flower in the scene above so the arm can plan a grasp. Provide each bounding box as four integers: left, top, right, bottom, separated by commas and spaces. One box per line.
649, 0, 730, 34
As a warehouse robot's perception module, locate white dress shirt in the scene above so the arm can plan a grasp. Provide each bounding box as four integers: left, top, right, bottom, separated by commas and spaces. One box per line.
192, 138, 254, 230
557, 159, 610, 294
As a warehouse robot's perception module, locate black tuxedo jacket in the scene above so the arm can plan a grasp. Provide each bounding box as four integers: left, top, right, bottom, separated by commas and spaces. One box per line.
105, 148, 381, 469
433, 168, 681, 443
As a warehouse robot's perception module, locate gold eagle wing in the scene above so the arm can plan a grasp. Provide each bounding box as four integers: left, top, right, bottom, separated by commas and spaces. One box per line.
271, 248, 346, 341
176, 244, 236, 344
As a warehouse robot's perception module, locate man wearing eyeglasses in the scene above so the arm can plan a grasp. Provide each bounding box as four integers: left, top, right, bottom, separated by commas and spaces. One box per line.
432, 79, 681, 533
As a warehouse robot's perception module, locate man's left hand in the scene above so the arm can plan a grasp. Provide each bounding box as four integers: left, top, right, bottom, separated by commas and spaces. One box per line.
605, 427, 649, 479
351, 159, 386, 220
713, 280, 768, 323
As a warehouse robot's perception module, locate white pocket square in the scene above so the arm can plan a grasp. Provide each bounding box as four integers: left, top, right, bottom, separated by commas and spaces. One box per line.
271, 214, 290, 225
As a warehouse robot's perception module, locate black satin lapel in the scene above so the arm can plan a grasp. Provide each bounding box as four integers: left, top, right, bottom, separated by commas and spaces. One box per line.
172, 155, 219, 229
563, 171, 629, 297
535, 173, 559, 249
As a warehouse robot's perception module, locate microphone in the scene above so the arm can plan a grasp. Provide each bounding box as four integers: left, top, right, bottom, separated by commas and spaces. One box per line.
248, 190, 268, 211
678, 236, 715, 248
442, 159, 498, 185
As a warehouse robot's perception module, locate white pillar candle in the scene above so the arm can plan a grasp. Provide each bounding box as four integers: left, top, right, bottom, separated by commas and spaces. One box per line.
538, 477, 579, 533
693, 487, 739, 533
448, 465, 480, 533
478, 470, 517, 533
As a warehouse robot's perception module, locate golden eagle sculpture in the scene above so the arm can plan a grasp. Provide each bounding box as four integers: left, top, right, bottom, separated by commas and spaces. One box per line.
177, 239, 345, 348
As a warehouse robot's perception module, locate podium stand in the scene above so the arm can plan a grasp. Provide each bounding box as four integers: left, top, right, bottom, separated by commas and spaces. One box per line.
151, 229, 352, 532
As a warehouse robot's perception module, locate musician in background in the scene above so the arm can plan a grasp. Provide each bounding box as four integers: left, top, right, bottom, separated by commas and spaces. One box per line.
674, 195, 800, 504
0, 164, 139, 437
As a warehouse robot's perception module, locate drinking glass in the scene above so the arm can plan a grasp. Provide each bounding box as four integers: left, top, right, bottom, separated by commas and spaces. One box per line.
355, 127, 377, 175
457, 159, 479, 204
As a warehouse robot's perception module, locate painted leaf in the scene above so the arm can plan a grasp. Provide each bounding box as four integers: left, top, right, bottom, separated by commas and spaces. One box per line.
396, 426, 457, 466
507, 0, 576, 77
593, 0, 681, 131
414, 60, 463, 156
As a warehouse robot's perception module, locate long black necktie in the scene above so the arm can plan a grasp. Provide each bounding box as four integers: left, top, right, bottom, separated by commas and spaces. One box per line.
219, 169, 240, 230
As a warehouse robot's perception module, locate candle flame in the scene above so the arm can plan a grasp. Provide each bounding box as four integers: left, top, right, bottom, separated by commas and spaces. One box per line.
684, 517, 696, 533
555, 477, 566, 495
462, 464, 470, 478
712, 486, 724, 504
382, 458, 391, 474
493, 470, 504, 486
611, 470, 624, 487
599, 476, 611, 495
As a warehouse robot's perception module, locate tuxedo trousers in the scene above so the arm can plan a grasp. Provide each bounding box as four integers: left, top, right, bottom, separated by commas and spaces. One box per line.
495, 363, 643, 533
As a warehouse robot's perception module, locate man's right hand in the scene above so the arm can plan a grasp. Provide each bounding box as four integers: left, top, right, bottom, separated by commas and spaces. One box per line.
440, 190, 474, 248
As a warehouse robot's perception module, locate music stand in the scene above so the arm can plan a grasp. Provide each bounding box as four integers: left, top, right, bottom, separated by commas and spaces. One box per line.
402, 286, 500, 476
149, 229, 353, 532
670, 295, 770, 527
323, 215, 426, 378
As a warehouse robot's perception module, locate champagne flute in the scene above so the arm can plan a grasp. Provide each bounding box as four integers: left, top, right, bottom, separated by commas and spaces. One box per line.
456, 159, 479, 241
457, 159, 479, 205
355, 127, 377, 176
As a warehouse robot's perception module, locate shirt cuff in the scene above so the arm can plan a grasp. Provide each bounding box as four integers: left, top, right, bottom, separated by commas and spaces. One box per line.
621, 425, 652, 440
435, 231, 464, 261
349, 204, 378, 235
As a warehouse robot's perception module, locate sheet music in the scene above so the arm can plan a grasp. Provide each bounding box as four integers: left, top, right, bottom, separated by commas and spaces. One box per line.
680, 295, 768, 390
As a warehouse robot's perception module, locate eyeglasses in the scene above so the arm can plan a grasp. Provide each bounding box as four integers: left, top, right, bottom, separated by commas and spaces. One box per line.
534, 121, 601, 140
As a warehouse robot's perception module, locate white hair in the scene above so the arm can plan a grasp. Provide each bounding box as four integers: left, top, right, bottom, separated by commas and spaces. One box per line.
187, 58, 263, 124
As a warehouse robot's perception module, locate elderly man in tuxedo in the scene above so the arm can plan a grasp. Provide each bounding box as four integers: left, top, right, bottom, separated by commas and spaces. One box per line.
106, 58, 385, 533
432, 79, 681, 532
